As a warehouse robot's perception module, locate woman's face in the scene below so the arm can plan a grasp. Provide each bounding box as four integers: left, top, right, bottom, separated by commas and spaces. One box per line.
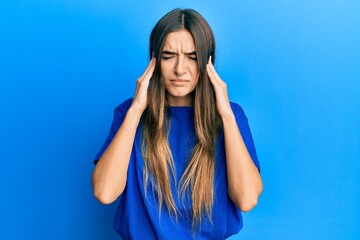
160, 29, 199, 106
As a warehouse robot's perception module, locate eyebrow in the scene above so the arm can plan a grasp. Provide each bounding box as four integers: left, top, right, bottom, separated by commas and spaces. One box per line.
162, 50, 197, 56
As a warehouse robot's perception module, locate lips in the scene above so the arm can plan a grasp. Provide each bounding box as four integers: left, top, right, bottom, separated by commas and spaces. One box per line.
170, 79, 190, 82
169, 79, 189, 87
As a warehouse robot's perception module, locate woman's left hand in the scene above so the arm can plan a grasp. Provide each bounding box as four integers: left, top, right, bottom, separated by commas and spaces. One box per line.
206, 57, 233, 117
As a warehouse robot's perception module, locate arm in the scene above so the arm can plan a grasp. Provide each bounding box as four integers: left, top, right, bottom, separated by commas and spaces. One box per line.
221, 113, 263, 212
207, 58, 263, 212
91, 58, 156, 204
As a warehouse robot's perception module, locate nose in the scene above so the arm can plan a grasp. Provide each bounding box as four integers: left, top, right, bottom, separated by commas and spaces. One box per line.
174, 56, 187, 76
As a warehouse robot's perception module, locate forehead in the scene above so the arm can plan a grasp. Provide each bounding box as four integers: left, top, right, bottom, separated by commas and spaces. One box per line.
162, 29, 196, 52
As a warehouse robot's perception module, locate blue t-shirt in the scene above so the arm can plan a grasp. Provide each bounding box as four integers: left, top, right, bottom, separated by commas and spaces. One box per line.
94, 98, 260, 239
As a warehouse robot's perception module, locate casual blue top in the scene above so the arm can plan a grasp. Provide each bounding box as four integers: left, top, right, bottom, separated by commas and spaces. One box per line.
94, 98, 260, 239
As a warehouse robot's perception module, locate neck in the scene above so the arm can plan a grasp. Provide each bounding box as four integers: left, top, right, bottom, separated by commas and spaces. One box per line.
167, 95, 193, 106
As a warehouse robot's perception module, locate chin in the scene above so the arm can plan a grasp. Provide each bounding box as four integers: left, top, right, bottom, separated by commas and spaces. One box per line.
168, 89, 192, 97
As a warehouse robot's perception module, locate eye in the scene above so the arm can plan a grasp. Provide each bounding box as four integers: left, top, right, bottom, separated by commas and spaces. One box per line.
187, 55, 197, 61
161, 56, 173, 60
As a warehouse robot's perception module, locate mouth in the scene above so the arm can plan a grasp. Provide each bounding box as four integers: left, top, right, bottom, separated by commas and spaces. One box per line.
169, 79, 190, 87
170, 79, 190, 82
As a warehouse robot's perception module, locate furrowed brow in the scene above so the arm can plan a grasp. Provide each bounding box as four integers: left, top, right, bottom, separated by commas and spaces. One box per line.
185, 51, 197, 56
162, 51, 197, 55
162, 51, 177, 55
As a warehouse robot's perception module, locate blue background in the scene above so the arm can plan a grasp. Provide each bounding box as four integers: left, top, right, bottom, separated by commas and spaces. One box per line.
1, 0, 359, 239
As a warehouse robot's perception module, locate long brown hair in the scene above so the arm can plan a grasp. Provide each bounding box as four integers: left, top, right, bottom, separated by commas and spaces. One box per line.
142, 8, 221, 227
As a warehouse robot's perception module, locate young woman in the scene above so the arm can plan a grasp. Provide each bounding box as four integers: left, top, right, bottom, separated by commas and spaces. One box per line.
92, 8, 262, 239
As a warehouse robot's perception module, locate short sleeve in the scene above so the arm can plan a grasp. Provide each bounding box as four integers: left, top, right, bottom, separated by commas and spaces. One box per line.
230, 102, 261, 172
93, 98, 133, 165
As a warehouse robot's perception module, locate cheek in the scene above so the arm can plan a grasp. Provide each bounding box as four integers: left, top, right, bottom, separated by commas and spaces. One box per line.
190, 63, 200, 77
160, 62, 165, 76
160, 61, 173, 76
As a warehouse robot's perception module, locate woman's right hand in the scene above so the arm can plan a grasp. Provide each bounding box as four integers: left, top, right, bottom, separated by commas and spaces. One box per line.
130, 57, 156, 113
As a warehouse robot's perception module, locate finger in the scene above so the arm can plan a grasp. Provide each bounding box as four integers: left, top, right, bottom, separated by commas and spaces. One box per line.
136, 59, 156, 95
138, 57, 156, 81
135, 59, 154, 92
142, 58, 156, 82
138, 57, 155, 82
207, 60, 222, 83
206, 62, 221, 86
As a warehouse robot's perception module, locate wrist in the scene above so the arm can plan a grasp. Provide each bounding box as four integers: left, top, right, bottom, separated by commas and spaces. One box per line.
220, 111, 236, 123
128, 104, 145, 119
